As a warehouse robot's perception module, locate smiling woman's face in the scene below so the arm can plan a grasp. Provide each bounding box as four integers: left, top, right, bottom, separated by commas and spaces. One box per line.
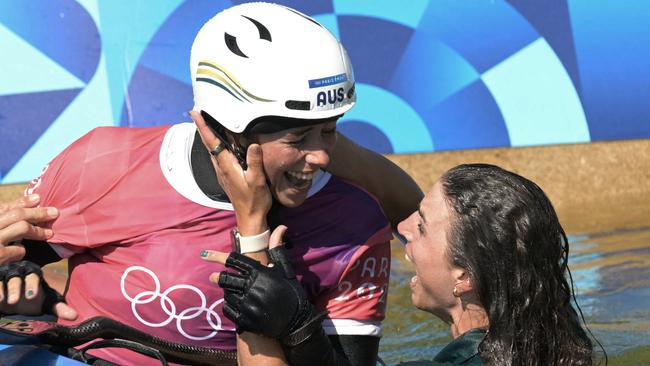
254, 120, 337, 207
397, 181, 461, 321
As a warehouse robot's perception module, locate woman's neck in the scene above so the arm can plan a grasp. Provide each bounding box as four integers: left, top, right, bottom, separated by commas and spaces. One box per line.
449, 302, 489, 339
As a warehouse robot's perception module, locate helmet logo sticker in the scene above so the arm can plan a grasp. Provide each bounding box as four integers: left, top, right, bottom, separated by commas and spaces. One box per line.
241, 16, 272, 42
309, 74, 348, 89
317, 87, 348, 107
224, 15, 272, 59
311, 74, 353, 108
224, 33, 248, 58
196, 61, 275, 103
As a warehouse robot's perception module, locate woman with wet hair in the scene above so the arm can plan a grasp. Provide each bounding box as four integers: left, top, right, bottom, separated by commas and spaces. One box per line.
436, 164, 595, 365
204, 160, 603, 365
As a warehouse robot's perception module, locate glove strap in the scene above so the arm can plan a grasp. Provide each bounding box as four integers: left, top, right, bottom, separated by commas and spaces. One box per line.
41, 280, 66, 316
281, 311, 328, 347
280, 312, 352, 366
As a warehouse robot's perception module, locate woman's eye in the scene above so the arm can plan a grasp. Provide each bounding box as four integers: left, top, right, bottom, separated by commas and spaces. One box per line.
418, 223, 425, 235
287, 138, 305, 145
322, 128, 336, 135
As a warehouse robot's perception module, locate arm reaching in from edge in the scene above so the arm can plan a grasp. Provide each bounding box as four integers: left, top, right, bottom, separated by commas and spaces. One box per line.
0, 194, 57, 264
328, 133, 423, 230
0, 195, 76, 320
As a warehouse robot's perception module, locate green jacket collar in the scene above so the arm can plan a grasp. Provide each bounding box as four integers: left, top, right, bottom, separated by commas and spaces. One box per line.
432, 328, 486, 365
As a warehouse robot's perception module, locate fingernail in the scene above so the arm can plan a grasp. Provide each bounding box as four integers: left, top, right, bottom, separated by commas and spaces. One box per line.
66, 310, 78, 320
200, 250, 209, 257
47, 207, 58, 216
26, 289, 35, 299
44, 229, 54, 238
28, 194, 40, 202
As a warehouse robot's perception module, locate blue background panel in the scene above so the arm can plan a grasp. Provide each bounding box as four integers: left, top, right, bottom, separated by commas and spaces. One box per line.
1, 0, 649, 183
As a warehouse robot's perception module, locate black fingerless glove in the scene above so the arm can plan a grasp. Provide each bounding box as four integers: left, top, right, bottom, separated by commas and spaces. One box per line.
219, 248, 352, 366
218, 247, 313, 339
1, 260, 43, 283
0, 260, 66, 316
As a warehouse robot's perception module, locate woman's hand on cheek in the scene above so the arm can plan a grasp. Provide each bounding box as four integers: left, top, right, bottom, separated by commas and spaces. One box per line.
191, 111, 272, 235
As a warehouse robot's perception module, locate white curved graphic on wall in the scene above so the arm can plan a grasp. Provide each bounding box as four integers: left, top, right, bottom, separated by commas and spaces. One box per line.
481, 37, 591, 146
340, 83, 434, 153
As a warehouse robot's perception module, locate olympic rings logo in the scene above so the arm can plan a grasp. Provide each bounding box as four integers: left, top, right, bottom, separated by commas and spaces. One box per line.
120, 265, 226, 340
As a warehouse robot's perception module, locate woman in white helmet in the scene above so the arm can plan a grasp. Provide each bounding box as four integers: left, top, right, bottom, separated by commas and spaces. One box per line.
188, 4, 419, 365
2, 3, 421, 365
189, 1, 358, 209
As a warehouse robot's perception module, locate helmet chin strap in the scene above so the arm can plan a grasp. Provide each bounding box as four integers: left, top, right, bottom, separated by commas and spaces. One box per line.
190, 130, 264, 203
201, 110, 249, 169
230, 132, 251, 169
191, 128, 289, 247
190, 130, 229, 202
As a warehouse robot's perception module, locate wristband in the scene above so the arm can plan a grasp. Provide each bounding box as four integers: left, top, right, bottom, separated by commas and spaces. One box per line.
231, 228, 270, 254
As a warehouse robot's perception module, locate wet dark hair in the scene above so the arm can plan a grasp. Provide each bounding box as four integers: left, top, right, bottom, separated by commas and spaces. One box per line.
440, 164, 602, 366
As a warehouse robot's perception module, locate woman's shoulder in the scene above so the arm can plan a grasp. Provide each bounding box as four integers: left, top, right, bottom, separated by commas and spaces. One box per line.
393, 329, 486, 366
431, 328, 486, 365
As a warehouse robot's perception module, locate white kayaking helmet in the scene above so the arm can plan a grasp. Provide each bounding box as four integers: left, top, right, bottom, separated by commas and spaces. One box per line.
191, 2, 356, 134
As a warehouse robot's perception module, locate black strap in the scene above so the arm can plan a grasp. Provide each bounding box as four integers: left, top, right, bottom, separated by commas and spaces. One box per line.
281, 325, 352, 366
329, 335, 380, 366
0, 316, 237, 365
190, 130, 230, 202
281, 311, 328, 347
70, 338, 168, 366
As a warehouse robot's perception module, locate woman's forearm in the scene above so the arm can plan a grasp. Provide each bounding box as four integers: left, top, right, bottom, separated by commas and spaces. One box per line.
329, 133, 423, 228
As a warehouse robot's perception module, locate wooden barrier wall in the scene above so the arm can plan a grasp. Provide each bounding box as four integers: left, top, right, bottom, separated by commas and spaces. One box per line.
2, 139, 648, 234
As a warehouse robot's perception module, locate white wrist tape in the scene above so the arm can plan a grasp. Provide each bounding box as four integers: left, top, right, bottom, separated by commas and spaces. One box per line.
236, 229, 271, 254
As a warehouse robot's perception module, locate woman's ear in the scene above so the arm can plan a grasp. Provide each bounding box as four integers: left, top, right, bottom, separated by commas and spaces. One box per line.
453, 270, 473, 297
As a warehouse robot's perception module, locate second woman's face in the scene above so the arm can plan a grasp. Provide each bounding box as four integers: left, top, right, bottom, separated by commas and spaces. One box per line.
397, 181, 459, 322
256, 121, 337, 207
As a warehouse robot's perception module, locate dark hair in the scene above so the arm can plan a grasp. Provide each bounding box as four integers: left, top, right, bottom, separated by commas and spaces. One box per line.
441, 164, 600, 366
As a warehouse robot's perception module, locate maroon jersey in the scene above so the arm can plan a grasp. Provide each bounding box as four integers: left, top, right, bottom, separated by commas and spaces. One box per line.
28, 123, 391, 365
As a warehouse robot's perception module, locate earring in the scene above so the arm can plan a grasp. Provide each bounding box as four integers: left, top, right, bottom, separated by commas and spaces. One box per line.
452, 287, 459, 297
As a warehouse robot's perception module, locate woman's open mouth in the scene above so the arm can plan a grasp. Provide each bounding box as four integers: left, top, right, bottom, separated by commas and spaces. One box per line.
404, 252, 418, 288
285, 171, 314, 191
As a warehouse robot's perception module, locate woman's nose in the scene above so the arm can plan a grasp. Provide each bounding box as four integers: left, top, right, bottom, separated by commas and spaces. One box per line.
305, 149, 330, 168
